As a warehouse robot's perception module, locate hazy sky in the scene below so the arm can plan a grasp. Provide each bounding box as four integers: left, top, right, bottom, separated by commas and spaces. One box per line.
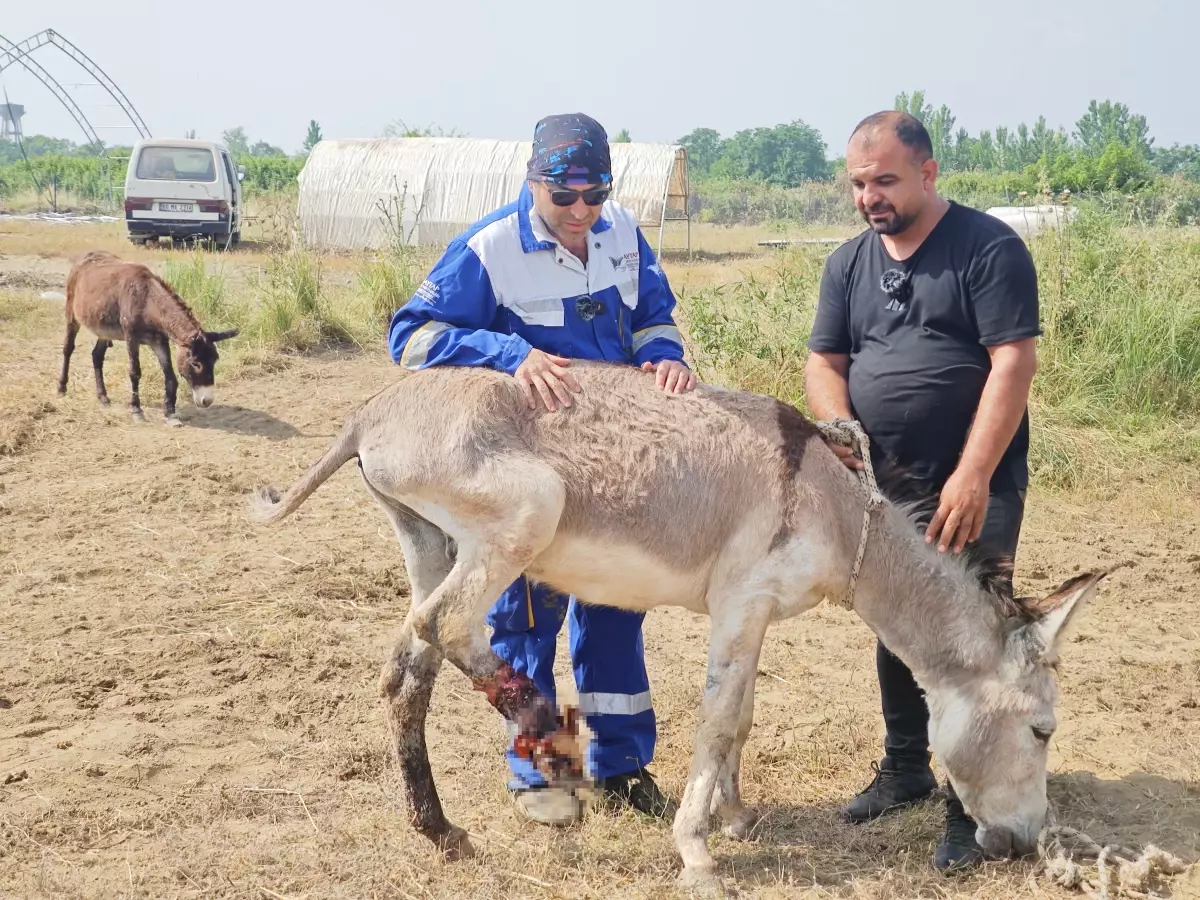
2, 0, 1194, 155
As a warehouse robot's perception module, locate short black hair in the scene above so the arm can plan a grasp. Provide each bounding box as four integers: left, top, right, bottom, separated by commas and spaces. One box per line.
849, 110, 934, 163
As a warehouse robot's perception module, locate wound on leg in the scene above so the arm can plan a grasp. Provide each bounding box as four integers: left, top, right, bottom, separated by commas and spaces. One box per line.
471, 664, 584, 781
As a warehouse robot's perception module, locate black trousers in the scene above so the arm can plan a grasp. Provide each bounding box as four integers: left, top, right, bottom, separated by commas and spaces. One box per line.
878, 490, 1027, 767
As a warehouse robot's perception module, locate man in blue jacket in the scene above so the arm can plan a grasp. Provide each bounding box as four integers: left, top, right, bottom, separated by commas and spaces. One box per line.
387, 113, 695, 827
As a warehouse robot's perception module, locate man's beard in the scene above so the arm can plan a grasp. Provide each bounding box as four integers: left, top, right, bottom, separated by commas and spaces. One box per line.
862, 202, 918, 236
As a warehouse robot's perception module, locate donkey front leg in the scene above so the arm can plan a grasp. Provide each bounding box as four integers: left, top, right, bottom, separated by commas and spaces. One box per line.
148, 336, 181, 426
92, 339, 112, 406
674, 606, 772, 897
709, 672, 761, 841
126, 336, 145, 422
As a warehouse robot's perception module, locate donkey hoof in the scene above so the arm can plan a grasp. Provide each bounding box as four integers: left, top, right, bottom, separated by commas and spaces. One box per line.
131, 409, 146, 423
439, 825, 474, 861
98, 396, 110, 407
164, 416, 183, 428
722, 811, 759, 841
677, 867, 726, 898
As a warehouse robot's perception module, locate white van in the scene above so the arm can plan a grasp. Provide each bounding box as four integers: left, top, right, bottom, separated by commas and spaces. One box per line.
124, 138, 245, 248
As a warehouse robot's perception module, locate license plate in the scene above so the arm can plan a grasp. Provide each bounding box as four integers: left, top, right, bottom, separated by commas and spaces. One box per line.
160, 202, 194, 213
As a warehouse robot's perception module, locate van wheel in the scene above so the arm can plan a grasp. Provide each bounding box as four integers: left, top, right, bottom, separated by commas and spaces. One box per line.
231, 231, 241, 247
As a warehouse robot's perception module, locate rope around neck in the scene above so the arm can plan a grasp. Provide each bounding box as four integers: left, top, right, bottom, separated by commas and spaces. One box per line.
1038, 824, 1188, 898
814, 418, 886, 609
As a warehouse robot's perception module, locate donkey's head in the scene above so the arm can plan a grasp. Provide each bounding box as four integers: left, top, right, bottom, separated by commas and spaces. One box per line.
176, 329, 239, 408
924, 570, 1105, 860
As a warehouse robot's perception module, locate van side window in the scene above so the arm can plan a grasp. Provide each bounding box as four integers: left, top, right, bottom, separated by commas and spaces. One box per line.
220, 152, 237, 193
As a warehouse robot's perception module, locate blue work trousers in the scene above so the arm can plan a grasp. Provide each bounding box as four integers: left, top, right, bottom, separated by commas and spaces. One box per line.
486, 576, 656, 788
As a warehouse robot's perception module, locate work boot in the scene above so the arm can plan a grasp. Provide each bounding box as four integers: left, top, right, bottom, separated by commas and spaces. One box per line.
843, 757, 937, 823
598, 767, 677, 820
512, 786, 585, 827
934, 788, 985, 873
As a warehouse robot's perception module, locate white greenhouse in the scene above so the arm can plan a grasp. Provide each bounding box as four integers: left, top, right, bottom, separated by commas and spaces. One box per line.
295, 137, 691, 254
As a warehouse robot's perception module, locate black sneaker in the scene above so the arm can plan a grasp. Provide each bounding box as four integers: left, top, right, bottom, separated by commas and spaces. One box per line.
843, 758, 937, 823
599, 768, 677, 820
934, 790, 985, 873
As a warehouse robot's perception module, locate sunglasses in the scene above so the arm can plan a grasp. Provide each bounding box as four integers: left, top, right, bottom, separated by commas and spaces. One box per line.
546, 185, 611, 207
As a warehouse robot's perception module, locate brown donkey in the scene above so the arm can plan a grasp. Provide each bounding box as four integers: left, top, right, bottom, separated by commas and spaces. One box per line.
57, 251, 238, 425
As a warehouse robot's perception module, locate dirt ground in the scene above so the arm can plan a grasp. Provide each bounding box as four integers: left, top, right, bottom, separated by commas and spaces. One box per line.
2, 225, 1199, 900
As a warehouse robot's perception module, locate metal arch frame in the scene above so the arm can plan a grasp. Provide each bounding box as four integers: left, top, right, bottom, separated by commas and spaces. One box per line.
0, 32, 104, 150
0, 29, 151, 140
0, 29, 152, 209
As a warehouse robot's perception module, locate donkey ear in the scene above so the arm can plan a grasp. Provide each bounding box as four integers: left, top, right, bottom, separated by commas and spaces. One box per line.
205, 328, 240, 342
1026, 570, 1106, 655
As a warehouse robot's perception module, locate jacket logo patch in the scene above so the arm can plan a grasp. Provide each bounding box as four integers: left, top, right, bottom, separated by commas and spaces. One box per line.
415, 280, 440, 304
609, 251, 638, 274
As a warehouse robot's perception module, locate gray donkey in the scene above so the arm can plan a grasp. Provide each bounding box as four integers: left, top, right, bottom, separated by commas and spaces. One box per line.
251, 360, 1103, 896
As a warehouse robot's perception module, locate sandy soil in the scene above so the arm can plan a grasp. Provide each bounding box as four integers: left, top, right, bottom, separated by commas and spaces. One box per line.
1, 231, 1198, 900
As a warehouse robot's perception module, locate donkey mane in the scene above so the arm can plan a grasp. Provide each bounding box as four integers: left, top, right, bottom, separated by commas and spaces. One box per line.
870, 457, 1026, 619
148, 273, 205, 338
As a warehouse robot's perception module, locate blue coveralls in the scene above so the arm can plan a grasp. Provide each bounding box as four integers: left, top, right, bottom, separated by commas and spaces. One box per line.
386, 184, 689, 788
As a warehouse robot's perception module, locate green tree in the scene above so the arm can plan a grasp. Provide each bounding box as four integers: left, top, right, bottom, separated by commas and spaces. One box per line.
927, 105, 957, 169
302, 119, 323, 155
709, 120, 831, 186
1153, 143, 1200, 180
221, 127, 249, 156
893, 90, 933, 124
613, 128, 631, 143
677, 127, 722, 176
249, 140, 285, 157
1075, 100, 1152, 158
381, 119, 463, 137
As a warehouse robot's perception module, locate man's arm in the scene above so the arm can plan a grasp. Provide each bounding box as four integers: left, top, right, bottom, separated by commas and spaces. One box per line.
926, 233, 1042, 553
804, 351, 862, 470
925, 339, 1037, 552
387, 239, 533, 374
805, 250, 861, 469
388, 239, 581, 411
629, 227, 695, 393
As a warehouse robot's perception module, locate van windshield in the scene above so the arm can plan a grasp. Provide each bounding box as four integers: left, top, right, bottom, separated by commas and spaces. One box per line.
135, 146, 217, 182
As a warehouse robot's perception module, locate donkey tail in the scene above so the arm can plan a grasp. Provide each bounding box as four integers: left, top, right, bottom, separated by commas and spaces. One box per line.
250, 423, 360, 524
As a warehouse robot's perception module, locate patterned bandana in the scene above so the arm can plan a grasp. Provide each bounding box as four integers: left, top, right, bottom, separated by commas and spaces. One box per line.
526, 113, 613, 186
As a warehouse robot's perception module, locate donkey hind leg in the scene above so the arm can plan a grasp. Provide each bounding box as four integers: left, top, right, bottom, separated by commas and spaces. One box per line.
148, 336, 181, 426
366, 466, 566, 850
126, 337, 145, 422
360, 473, 469, 858
673, 603, 773, 897
92, 339, 113, 406
709, 663, 761, 841
57, 318, 80, 395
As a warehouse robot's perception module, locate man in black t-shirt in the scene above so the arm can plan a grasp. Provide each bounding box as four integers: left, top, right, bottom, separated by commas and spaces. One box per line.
805, 111, 1041, 873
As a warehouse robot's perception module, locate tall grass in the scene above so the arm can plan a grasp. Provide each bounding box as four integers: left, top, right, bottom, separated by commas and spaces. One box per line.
678, 218, 1200, 492
161, 254, 246, 333
356, 246, 424, 327
161, 245, 372, 353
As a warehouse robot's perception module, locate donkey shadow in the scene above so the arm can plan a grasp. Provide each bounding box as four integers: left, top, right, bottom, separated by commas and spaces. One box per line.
174, 404, 303, 441
557, 770, 1199, 896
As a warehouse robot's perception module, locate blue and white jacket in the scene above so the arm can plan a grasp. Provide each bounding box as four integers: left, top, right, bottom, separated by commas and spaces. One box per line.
387, 184, 687, 374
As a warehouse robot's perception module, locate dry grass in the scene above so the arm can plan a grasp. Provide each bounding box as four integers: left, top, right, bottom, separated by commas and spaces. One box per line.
1, 219, 1198, 899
